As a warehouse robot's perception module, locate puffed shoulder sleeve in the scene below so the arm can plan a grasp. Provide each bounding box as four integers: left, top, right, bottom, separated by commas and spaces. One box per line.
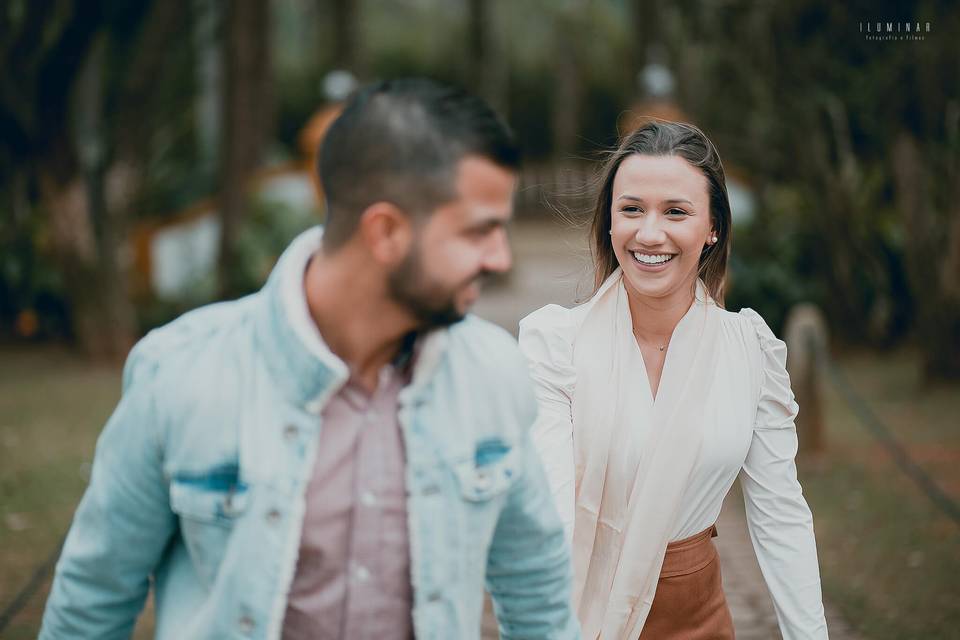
741, 308, 799, 432
518, 305, 577, 544
736, 308, 829, 639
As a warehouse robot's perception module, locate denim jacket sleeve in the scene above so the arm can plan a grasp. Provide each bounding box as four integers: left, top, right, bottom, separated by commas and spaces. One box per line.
484, 406, 581, 639
40, 340, 177, 639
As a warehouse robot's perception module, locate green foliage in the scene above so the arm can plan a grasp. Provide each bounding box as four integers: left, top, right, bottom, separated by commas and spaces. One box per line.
0, 200, 70, 339
2, 0, 958, 360
801, 348, 960, 638
232, 190, 321, 295
676, 0, 959, 346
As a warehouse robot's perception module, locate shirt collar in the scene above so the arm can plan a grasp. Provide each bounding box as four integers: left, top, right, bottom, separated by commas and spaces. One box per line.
255, 226, 448, 414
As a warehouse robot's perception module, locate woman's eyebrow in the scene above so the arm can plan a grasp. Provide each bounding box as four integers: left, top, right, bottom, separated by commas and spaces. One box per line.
616, 195, 694, 207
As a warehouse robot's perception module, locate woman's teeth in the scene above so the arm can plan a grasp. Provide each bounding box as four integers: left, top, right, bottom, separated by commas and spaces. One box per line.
632, 252, 675, 265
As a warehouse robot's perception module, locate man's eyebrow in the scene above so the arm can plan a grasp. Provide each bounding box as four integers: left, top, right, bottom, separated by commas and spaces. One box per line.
467, 214, 510, 231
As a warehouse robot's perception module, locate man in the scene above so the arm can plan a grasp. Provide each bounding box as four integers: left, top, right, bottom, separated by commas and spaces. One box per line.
40, 79, 579, 639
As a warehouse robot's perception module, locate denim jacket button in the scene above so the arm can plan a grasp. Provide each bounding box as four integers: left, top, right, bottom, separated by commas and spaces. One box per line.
475, 472, 492, 490
223, 495, 239, 517
237, 615, 255, 634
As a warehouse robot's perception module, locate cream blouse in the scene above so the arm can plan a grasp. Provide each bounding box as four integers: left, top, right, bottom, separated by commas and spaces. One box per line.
518, 273, 828, 639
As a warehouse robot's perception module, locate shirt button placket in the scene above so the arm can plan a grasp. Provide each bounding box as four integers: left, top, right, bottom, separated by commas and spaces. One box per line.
354, 564, 371, 583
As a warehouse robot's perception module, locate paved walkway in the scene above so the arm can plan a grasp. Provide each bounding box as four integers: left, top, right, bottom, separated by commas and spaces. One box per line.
715, 487, 858, 639
476, 219, 858, 639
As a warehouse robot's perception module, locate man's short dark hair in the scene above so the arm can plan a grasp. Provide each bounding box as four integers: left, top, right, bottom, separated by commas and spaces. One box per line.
318, 77, 521, 250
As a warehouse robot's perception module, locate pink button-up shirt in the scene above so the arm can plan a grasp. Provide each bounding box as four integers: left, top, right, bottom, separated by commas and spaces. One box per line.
282, 361, 414, 639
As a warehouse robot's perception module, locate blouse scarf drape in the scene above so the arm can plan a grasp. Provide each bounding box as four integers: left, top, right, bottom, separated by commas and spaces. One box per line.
570, 269, 721, 639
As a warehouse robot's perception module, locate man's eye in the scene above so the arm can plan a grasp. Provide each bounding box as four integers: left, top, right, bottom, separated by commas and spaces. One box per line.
468, 225, 497, 238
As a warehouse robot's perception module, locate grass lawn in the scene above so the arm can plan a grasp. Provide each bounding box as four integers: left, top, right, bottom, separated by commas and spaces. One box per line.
1, 344, 958, 638
799, 347, 960, 639
0, 345, 153, 639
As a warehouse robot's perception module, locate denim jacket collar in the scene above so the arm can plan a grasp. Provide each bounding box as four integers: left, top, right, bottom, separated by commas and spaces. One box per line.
254, 226, 449, 414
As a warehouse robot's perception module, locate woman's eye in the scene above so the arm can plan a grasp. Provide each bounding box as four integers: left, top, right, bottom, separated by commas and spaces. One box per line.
622, 206, 642, 214
666, 208, 689, 216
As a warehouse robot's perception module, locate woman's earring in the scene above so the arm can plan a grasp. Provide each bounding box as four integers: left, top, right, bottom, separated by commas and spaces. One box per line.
609, 229, 613, 235
711, 234, 718, 244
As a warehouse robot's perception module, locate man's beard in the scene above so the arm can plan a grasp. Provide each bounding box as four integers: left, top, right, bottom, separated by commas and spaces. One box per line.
387, 245, 483, 329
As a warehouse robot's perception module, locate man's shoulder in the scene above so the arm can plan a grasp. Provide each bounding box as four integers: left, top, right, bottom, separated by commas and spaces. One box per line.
125, 295, 260, 388
447, 314, 526, 370
443, 316, 537, 429
442, 315, 536, 401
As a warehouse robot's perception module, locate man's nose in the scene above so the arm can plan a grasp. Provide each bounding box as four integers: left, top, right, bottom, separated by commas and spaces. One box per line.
484, 228, 512, 274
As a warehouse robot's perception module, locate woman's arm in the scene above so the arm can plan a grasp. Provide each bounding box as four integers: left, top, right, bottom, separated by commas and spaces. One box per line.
519, 305, 577, 544
739, 308, 829, 640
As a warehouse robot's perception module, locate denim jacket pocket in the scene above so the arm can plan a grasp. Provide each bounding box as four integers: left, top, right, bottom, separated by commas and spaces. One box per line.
170, 481, 250, 525
169, 480, 249, 587
453, 441, 519, 502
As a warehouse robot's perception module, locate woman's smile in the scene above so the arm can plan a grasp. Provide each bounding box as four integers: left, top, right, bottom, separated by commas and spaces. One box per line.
630, 250, 678, 271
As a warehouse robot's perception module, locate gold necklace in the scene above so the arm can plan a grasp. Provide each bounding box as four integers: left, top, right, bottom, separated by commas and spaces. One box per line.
633, 329, 668, 352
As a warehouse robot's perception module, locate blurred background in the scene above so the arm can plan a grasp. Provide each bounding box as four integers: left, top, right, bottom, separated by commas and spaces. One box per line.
1, 0, 958, 638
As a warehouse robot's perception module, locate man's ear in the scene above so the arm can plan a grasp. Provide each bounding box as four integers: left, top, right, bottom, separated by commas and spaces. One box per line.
358, 202, 414, 265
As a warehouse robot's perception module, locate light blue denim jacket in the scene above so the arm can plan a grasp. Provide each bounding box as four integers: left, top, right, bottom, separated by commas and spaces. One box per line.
41, 228, 579, 640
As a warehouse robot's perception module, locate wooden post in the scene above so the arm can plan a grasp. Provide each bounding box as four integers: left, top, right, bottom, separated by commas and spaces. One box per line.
784, 303, 829, 458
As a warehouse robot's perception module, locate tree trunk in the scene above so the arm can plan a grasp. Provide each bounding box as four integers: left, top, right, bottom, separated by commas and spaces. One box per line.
40, 33, 137, 362
892, 133, 960, 380
631, 0, 661, 79
466, 0, 506, 112
331, 0, 361, 75
39, 143, 134, 361
192, 0, 223, 171
552, 7, 582, 157
218, 0, 272, 298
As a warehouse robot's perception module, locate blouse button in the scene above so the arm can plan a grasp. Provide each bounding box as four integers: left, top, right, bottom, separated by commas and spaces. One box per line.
265, 508, 282, 524
283, 424, 299, 441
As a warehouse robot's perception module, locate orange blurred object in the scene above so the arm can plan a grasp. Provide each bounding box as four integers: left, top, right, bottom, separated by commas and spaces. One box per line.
16, 308, 39, 337
298, 103, 346, 205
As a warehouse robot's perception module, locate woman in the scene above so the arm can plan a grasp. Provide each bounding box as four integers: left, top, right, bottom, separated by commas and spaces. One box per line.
519, 121, 828, 639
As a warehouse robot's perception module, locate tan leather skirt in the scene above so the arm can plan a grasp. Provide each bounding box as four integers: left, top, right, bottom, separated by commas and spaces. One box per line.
638, 525, 735, 639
